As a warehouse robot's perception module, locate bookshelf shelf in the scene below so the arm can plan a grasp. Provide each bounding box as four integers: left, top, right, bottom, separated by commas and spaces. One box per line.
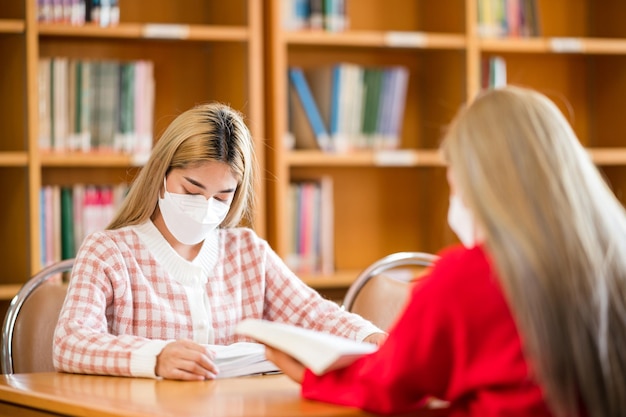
40, 153, 140, 168
287, 148, 626, 168
480, 37, 626, 55
0, 19, 24, 33
589, 148, 626, 166
286, 150, 444, 167
0, 152, 28, 166
479, 37, 559, 53
0, 284, 21, 301
286, 31, 466, 50
582, 39, 626, 55
301, 269, 362, 289
38, 23, 249, 42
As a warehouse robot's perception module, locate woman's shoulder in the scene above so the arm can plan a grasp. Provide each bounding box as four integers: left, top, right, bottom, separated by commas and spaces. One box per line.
436, 244, 490, 270
82, 226, 137, 245
218, 227, 266, 246
78, 226, 142, 258
410, 245, 503, 320
422, 245, 494, 292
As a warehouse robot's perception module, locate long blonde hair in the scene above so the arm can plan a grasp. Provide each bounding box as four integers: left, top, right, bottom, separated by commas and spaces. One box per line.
441, 86, 626, 417
108, 102, 257, 230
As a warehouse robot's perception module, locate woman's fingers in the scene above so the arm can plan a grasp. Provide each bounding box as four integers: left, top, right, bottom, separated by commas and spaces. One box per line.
265, 346, 306, 383
156, 339, 218, 380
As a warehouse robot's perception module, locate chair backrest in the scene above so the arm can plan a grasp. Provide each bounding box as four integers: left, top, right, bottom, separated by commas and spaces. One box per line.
1, 258, 74, 374
342, 252, 438, 331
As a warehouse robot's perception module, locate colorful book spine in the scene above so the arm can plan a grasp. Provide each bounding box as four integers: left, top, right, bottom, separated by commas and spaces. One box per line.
39, 183, 129, 265
288, 67, 331, 151
286, 177, 334, 275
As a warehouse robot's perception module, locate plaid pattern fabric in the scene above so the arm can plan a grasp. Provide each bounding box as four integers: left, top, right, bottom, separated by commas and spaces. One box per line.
53, 226, 380, 377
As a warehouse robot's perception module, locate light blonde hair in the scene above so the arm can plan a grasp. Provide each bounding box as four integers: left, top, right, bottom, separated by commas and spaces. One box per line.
441, 86, 626, 417
108, 102, 256, 230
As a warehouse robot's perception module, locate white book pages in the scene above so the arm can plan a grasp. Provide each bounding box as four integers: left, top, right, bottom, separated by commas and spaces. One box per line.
236, 319, 377, 375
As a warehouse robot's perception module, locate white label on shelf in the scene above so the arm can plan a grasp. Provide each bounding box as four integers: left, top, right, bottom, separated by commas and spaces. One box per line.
374, 150, 416, 166
130, 153, 150, 166
550, 37, 583, 53
385, 31, 428, 48
142, 24, 190, 39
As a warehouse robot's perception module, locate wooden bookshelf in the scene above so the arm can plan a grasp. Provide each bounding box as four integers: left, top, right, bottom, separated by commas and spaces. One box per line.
266, 0, 466, 290
265, 0, 626, 294
5, 0, 626, 301
0, 3, 29, 301
474, 0, 626, 213
0, 0, 264, 300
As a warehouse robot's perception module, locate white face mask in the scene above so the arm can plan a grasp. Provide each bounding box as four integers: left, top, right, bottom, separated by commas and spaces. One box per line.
158, 178, 230, 245
447, 194, 477, 248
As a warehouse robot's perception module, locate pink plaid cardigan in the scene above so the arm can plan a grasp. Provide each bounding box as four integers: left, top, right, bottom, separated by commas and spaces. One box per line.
53, 222, 380, 378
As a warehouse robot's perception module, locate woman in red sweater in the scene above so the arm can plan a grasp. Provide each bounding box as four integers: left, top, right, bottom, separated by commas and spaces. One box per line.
266, 86, 626, 417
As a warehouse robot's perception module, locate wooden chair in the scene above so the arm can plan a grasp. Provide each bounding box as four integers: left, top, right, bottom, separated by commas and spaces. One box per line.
342, 252, 438, 331
1, 258, 74, 374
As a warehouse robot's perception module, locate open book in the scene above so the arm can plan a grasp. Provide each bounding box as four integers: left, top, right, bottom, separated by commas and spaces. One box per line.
209, 342, 279, 379
235, 319, 378, 375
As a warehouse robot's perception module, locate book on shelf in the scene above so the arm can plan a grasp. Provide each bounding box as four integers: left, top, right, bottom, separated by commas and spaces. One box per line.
337, 63, 363, 152
288, 67, 332, 151
235, 319, 378, 375
93, 61, 119, 152
60, 187, 75, 261
308, 0, 324, 30
361, 68, 384, 147
38, 58, 51, 151
38, 0, 119, 27
282, 0, 349, 32
476, 0, 540, 38
481, 56, 507, 90
324, 0, 348, 32
286, 176, 334, 275
51, 57, 70, 152
210, 342, 279, 379
304, 66, 334, 144
383, 66, 410, 150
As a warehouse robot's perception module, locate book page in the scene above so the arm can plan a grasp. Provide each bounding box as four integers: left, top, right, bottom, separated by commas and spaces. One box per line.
206, 342, 279, 379
235, 319, 378, 375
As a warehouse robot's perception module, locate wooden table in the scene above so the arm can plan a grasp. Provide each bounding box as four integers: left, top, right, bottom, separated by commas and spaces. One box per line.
0, 372, 446, 417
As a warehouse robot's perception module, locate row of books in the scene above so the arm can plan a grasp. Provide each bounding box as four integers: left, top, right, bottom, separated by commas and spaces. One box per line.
477, 0, 541, 38
285, 178, 334, 275
40, 184, 128, 267
481, 56, 507, 90
283, 0, 348, 32
288, 65, 409, 153
38, 0, 120, 27
38, 58, 155, 160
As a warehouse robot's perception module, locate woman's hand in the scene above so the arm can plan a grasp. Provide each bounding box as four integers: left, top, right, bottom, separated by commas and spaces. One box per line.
265, 346, 306, 384
363, 332, 387, 346
155, 339, 218, 380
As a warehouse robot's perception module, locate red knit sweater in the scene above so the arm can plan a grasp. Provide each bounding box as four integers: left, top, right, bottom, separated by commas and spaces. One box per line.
302, 245, 553, 416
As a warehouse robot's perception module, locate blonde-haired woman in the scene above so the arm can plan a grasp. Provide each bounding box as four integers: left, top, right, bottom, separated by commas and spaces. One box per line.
267, 86, 626, 417
54, 103, 384, 381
